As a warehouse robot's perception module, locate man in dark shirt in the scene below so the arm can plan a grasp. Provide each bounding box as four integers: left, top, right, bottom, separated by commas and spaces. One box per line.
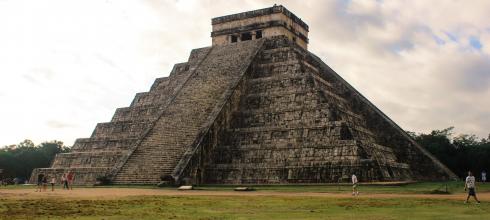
35, 174, 44, 192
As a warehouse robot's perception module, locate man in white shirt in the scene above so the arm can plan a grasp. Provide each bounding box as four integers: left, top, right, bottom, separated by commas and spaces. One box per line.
465, 171, 481, 204
482, 170, 486, 183
352, 174, 359, 196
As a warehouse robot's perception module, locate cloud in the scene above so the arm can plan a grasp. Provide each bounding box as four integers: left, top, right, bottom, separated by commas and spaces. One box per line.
46, 120, 75, 129
300, 0, 490, 137
0, 0, 489, 146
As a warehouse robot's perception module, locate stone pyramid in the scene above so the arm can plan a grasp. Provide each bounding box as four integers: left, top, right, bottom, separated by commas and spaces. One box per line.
31, 5, 457, 185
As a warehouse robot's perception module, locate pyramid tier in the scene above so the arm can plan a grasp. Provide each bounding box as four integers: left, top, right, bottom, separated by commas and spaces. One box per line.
111, 105, 162, 122
51, 151, 126, 168
71, 137, 138, 152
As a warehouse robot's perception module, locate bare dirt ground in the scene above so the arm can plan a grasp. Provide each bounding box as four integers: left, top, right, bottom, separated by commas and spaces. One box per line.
1, 188, 489, 201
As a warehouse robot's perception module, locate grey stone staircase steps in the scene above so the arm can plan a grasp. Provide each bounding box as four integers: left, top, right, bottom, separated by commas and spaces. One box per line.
112, 40, 264, 184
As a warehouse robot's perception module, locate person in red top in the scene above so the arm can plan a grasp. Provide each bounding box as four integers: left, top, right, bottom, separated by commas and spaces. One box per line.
66, 171, 75, 190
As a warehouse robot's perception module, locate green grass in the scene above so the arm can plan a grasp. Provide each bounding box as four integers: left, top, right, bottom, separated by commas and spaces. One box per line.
1, 195, 488, 220
1, 182, 490, 219
195, 181, 490, 194
3, 181, 490, 194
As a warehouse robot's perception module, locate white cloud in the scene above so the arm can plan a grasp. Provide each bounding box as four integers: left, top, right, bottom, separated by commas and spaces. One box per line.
0, 0, 489, 146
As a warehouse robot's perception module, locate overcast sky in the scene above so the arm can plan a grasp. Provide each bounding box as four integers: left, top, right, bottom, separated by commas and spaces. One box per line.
1, 0, 489, 146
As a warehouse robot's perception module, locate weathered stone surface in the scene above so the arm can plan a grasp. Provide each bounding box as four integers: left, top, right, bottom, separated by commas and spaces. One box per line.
31, 6, 457, 185
212, 5, 309, 49
111, 39, 265, 184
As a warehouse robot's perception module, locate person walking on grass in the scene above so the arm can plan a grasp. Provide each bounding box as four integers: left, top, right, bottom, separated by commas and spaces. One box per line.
50, 176, 56, 191
352, 174, 359, 196
465, 171, 481, 204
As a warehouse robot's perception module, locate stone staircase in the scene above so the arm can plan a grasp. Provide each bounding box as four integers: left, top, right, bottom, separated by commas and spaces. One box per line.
112, 40, 265, 184
30, 47, 213, 185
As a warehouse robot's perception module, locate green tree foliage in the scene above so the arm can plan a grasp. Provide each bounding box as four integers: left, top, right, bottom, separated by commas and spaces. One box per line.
412, 128, 490, 178
0, 140, 70, 180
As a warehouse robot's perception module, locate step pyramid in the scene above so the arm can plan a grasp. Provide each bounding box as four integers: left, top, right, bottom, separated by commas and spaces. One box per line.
31, 5, 456, 185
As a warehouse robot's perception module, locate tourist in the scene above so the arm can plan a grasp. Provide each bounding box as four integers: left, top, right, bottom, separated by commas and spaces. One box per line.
66, 171, 75, 190
482, 170, 486, 183
42, 175, 48, 192
50, 176, 56, 191
464, 171, 481, 204
61, 173, 68, 189
35, 173, 44, 192
352, 174, 359, 196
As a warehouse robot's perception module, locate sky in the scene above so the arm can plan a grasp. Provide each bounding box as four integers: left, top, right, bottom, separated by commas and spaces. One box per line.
0, 0, 489, 147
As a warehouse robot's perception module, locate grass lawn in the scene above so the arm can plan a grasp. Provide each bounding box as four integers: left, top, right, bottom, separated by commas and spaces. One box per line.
4, 181, 490, 194
1, 195, 488, 220
1, 182, 489, 219
196, 181, 490, 194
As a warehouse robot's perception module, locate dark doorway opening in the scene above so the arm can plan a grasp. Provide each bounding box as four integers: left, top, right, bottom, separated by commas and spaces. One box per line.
256, 30, 263, 39
241, 32, 252, 41
231, 35, 238, 43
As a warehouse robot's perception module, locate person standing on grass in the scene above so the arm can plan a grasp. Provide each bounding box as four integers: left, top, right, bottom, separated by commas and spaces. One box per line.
42, 175, 48, 192
50, 176, 56, 191
465, 171, 481, 204
35, 173, 44, 192
61, 173, 68, 189
66, 171, 75, 190
352, 174, 359, 196
482, 170, 486, 183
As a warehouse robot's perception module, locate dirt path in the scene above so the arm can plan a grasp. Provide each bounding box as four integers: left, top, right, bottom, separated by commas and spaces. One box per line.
1, 188, 490, 201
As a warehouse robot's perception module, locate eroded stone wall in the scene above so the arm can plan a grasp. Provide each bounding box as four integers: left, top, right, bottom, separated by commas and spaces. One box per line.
177, 37, 454, 184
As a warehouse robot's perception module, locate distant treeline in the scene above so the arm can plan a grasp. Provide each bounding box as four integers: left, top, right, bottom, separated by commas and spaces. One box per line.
409, 127, 490, 179
0, 140, 70, 181
1, 128, 489, 180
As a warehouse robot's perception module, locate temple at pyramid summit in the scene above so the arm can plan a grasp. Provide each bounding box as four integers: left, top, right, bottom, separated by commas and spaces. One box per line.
31, 5, 457, 185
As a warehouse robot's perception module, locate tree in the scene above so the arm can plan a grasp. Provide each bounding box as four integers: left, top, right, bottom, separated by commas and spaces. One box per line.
413, 128, 490, 178
0, 140, 71, 180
